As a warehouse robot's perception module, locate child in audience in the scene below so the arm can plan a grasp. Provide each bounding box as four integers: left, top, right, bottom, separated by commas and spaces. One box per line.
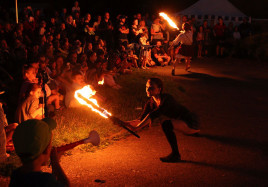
127, 49, 139, 68
65, 71, 86, 108
16, 83, 44, 123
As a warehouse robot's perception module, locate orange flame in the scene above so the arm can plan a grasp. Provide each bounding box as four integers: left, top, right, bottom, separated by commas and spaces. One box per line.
98, 78, 104, 85
74, 85, 111, 118
159, 12, 179, 30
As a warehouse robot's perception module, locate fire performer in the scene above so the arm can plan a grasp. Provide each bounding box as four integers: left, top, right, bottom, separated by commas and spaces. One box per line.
111, 78, 200, 163
170, 22, 194, 74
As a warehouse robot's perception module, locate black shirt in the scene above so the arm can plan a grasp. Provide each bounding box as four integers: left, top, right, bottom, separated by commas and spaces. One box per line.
140, 93, 198, 129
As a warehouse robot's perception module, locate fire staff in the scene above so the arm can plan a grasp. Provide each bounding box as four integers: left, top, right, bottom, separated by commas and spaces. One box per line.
111, 78, 200, 163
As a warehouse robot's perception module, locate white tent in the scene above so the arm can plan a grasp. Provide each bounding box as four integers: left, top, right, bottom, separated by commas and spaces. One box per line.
176, 0, 250, 25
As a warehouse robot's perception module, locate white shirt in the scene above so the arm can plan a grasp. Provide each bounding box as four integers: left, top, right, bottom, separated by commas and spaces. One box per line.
172, 31, 193, 46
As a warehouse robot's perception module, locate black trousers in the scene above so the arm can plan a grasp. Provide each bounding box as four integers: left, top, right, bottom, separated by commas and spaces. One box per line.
161, 120, 180, 155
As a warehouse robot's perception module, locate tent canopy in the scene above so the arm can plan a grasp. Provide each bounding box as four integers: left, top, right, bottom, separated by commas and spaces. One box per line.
176, 0, 246, 17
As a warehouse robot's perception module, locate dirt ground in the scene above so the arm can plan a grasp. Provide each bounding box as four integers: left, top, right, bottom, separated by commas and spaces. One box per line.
1, 57, 268, 186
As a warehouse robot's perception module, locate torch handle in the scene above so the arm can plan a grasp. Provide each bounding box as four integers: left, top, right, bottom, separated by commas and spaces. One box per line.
108, 116, 140, 138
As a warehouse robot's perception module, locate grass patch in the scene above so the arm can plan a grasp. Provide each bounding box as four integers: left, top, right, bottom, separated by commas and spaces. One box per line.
0, 68, 184, 176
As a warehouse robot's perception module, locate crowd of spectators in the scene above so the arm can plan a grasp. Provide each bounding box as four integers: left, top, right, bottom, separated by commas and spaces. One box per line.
0, 1, 254, 157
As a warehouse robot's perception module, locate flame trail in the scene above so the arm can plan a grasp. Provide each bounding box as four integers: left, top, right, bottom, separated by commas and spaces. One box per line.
159, 12, 179, 30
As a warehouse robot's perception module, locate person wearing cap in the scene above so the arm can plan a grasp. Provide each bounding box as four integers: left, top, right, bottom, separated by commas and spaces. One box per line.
9, 118, 70, 187
0, 91, 18, 162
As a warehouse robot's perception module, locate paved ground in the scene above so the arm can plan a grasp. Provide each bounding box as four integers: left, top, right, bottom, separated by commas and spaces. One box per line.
1, 57, 268, 186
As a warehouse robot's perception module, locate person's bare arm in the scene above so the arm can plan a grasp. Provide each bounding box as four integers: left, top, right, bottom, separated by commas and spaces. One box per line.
50, 147, 70, 187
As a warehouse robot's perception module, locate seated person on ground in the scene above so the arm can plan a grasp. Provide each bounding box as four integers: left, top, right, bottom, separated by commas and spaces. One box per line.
16, 83, 44, 123
65, 71, 86, 108
151, 41, 171, 66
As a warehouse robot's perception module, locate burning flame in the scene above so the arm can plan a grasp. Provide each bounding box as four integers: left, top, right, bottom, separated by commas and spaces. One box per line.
74, 85, 111, 118
159, 12, 179, 30
98, 78, 104, 85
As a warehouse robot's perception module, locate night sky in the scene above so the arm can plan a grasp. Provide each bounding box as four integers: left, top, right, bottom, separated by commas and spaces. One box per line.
2, 0, 268, 18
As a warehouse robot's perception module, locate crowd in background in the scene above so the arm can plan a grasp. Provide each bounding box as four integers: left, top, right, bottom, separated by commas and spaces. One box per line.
0, 1, 254, 121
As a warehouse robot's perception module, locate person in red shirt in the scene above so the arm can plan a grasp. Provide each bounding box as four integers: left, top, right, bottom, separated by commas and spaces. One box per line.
213, 17, 227, 57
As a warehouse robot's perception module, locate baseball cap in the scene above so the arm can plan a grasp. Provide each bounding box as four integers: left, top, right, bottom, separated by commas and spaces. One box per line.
13, 118, 57, 163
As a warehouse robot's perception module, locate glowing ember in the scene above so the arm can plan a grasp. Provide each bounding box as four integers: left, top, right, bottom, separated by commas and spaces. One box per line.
98, 78, 104, 85
74, 85, 111, 118
159, 12, 179, 30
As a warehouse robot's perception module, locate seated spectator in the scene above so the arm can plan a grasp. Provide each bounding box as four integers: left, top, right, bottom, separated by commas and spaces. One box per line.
151, 40, 171, 66
65, 71, 86, 108
127, 49, 139, 68
10, 118, 70, 186
0, 93, 18, 162
38, 57, 61, 111
15, 83, 44, 123
99, 60, 122, 89
140, 39, 155, 69
19, 65, 39, 104
84, 42, 93, 57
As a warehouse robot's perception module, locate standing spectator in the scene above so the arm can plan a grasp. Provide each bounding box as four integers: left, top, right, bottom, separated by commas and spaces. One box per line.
232, 26, 241, 57
150, 17, 164, 45
213, 17, 226, 57
239, 17, 252, 39
203, 20, 212, 57
116, 15, 129, 47
60, 8, 68, 23
82, 13, 95, 43
93, 15, 102, 37
72, 1, 81, 16
130, 18, 142, 44
233, 26, 241, 41
139, 20, 149, 39
65, 15, 77, 43
196, 26, 204, 58
98, 12, 114, 51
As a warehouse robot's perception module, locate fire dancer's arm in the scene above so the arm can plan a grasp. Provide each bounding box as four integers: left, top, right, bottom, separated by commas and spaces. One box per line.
133, 114, 151, 131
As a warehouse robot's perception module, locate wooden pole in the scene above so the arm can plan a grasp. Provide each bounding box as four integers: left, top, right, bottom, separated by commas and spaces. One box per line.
15, 0, 18, 24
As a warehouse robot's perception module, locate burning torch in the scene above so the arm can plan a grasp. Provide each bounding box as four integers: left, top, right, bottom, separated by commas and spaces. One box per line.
74, 85, 140, 138
159, 12, 179, 30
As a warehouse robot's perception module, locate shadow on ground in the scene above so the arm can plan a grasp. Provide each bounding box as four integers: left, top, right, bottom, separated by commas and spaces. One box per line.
180, 160, 267, 180
176, 71, 268, 92
192, 133, 268, 156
